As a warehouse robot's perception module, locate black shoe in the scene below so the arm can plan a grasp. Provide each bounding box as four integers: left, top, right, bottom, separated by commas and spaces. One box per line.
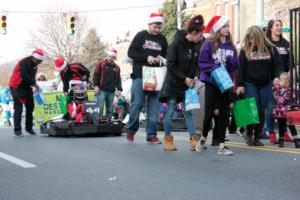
294, 138, 300, 148
239, 127, 245, 135
14, 130, 24, 137
26, 129, 37, 135
278, 138, 284, 148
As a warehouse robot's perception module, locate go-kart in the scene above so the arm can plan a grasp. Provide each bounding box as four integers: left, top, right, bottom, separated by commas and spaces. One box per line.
40, 101, 124, 137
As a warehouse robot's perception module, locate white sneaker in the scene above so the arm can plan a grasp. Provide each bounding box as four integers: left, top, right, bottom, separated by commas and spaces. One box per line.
196, 140, 207, 152
217, 148, 234, 156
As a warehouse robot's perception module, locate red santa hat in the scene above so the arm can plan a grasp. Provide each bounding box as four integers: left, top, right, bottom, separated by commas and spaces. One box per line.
54, 57, 68, 72
32, 49, 46, 61
107, 49, 117, 57
148, 13, 164, 24
204, 16, 229, 39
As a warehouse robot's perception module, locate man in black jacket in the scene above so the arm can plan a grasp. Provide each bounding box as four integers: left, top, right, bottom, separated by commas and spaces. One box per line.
124, 13, 168, 144
93, 49, 122, 116
9, 49, 46, 136
54, 57, 90, 95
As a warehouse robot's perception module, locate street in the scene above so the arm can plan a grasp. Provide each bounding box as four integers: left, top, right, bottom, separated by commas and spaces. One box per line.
0, 128, 300, 200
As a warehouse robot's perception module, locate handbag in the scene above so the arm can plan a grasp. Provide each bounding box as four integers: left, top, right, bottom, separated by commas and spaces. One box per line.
211, 64, 233, 93
233, 96, 259, 127
185, 88, 201, 111
142, 66, 166, 91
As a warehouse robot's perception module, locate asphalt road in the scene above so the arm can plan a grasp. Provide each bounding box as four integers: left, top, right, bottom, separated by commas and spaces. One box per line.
0, 128, 300, 200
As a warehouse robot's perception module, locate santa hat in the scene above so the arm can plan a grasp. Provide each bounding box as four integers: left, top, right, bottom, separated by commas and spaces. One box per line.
32, 49, 46, 61
54, 57, 68, 72
148, 13, 164, 24
107, 49, 117, 57
204, 16, 229, 39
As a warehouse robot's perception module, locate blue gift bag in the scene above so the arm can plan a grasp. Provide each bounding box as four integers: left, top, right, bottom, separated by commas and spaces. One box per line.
34, 90, 45, 105
211, 64, 233, 93
185, 88, 200, 111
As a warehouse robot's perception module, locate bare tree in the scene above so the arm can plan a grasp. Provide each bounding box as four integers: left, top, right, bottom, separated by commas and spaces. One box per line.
28, 12, 87, 63
80, 28, 107, 71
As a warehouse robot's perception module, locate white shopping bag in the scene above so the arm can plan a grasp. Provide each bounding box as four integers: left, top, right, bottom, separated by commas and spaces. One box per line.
142, 66, 166, 91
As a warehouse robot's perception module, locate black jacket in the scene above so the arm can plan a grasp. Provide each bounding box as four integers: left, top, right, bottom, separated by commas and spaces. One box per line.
237, 46, 284, 87
60, 63, 90, 92
128, 30, 168, 79
159, 30, 200, 103
93, 60, 122, 92
9, 56, 38, 97
270, 38, 291, 72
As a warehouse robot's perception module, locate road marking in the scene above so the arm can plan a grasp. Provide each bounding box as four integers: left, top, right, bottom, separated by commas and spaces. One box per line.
136, 133, 300, 155
0, 152, 36, 168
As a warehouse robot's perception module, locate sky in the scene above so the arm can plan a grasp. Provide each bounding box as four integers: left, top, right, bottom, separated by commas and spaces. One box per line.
0, 0, 175, 63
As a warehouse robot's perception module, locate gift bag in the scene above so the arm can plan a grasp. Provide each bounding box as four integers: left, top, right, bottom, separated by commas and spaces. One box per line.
142, 66, 166, 91
185, 88, 201, 111
34, 90, 45, 105
211, 64, 233, 93
233, 97, 259, 127
59, 96, 69, 114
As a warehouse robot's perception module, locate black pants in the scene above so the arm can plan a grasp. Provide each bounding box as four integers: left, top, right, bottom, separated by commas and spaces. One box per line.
202, 83, 230, 143
13, 95, 34, 132
277, 118, 297, 138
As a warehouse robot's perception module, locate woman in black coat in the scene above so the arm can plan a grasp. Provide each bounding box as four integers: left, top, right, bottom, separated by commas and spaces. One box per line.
159, 15, 205, 151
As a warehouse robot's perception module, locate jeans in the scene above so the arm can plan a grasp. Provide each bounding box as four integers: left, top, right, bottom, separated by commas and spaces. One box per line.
264, 96, 276, 133
164, 97, 196, 137
245, 82, 272, 113
245, 82, 273, 138
96, 90, 115, 117
125, 79, 160, 140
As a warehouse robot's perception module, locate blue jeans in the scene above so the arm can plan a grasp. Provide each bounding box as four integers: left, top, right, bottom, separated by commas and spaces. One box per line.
96, 90, 115, 117
164, 97, 196, 137
245, 82, 273, 113
264, 96, 276, 132
125, 79, 160, 140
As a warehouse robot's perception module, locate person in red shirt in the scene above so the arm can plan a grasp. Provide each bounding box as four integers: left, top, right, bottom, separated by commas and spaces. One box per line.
9, 49, 46, 136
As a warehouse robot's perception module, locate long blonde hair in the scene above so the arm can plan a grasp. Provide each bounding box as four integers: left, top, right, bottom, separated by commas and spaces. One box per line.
242, 25, 274, 59
210, 31, 237, 54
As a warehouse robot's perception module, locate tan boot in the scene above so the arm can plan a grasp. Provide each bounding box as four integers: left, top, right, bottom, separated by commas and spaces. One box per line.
190, 134, 201, 151
164, 135, 177, 151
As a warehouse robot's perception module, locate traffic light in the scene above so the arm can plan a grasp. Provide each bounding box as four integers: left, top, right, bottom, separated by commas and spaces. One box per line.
0, 15, 7, 35
67, 16, 75, 35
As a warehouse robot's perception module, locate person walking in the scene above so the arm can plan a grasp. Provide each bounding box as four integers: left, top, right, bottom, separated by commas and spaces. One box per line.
159, 15, 205, 151
265, 19, 294, 143
236, 25, 284, 146
124, 13, 168, 144
197, 16, 239, 156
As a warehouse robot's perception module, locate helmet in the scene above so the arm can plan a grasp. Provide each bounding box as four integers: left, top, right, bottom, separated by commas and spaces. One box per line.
73, 84, 87, 100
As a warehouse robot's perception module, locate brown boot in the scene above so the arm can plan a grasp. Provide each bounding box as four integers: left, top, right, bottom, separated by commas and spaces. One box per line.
245, 125, 254, 146
190, 134, 201, 151
253, 112, 265, 146
164, 135, 177, 151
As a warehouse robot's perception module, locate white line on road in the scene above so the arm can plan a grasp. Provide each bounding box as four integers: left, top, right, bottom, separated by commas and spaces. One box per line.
0, 152, 36, 168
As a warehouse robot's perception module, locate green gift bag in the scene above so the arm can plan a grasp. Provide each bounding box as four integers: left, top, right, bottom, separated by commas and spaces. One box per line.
233, 97, 260, 128
59, 96, 69, 115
